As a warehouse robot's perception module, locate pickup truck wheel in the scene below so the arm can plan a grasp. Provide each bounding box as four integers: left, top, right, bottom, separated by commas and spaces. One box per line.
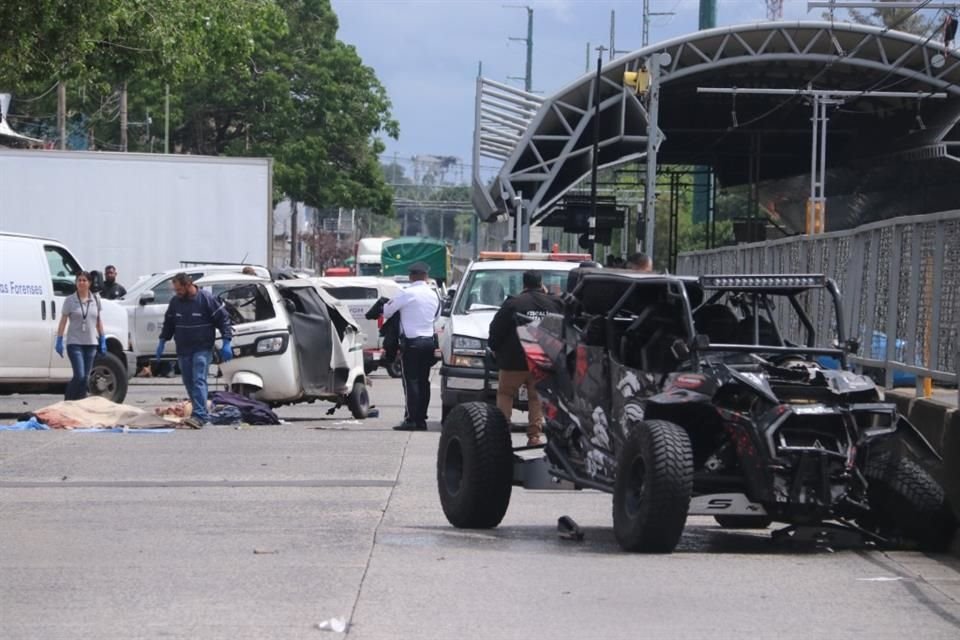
714, 515, 773, 529
348, 381, 370, 419
437, 402, 513, 528
613, 419, 693, 553
386, 359, 402, 378
88, 352, 128, 404
859, 451, 955, 551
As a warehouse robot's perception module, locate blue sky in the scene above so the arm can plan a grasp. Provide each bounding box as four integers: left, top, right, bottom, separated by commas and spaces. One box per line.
330, 0, 816, 168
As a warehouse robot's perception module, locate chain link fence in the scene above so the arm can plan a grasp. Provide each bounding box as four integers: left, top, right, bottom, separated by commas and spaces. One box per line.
677, 210, 960, 395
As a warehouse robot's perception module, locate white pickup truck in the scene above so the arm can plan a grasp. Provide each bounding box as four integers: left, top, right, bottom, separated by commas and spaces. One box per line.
435, 251, 590, 421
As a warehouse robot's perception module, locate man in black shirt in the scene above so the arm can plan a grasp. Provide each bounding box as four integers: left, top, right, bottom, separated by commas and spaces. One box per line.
101, 265, 127, 299
487, 271, 562, 446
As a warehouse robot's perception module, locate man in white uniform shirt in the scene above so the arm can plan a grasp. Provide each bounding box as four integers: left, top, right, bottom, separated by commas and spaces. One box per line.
383, 261, 440, 430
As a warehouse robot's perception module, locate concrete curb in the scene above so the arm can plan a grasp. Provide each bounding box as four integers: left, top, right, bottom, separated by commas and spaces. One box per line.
887, 389, 960, 555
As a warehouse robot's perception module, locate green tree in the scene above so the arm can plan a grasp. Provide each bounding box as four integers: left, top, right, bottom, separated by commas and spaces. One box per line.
5, 1, 398, 220
176, 0, 398, 214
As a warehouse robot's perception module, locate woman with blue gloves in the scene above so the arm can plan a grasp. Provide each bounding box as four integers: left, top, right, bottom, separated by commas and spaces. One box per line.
55, 271, 107, 400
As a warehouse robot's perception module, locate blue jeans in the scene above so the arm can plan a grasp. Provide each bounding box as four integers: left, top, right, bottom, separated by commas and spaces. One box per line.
178, 350, 213, 422
66, 344, 97, 401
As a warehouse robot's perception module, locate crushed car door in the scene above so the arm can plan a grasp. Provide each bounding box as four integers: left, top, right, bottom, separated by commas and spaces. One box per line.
282, 286, 334, 395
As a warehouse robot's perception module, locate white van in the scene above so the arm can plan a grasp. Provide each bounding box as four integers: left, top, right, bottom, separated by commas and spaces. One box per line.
0, 232, 136, 402
117, 264, 270, 369
311, 276, 404, 377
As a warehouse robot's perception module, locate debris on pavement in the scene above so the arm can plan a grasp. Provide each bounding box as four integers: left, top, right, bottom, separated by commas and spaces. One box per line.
253, 549, 278, 555
857, 577, 905, 582
557, 515, 585, 542
316, 617, 348, 633
0, 417, 49, 431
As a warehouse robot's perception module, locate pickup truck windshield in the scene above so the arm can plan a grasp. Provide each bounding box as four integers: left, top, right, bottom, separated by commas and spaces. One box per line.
454, 269, 569, 314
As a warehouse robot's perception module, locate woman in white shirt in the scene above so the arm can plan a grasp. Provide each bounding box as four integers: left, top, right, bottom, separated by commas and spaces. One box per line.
55, 272, 106, 400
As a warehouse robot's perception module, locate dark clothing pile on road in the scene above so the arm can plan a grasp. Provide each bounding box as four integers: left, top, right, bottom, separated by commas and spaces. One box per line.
488, 289, 563, 371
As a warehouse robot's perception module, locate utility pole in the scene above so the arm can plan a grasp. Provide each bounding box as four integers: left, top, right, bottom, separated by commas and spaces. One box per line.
589, 46, 608, 259
643, 0, 676, 48
609, 11, 633, 60
505, 5, 533, 91
119, 81, 128, 152
585, 42, 591, 73
643, 53, 669, 258
57, 81, 66, 150
164, 84, 170, 154
766, 0, 784, 20
290, 201, 299, 268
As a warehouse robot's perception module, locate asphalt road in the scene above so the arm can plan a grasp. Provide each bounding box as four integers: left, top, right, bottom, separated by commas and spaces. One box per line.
1, 373, 959, 639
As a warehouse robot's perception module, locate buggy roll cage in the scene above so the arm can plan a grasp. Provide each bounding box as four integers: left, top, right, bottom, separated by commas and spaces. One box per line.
567, 272, 849, 371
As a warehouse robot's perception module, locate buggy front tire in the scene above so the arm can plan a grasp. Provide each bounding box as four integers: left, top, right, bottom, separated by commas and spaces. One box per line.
613, 419, 693, 552
860, 452, 955, 551
437, 402, 513, 528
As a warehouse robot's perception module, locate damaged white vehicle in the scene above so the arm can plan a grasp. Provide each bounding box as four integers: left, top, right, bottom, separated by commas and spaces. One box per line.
195, 273, 370, 418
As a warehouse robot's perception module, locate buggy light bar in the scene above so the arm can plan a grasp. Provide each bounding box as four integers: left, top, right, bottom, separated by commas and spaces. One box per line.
478, 251, 592, 263
700, 274, 826, 289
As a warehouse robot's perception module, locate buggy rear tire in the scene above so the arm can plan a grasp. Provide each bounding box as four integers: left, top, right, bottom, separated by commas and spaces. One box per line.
88, 352, 128, 404
714, 515, 773, 529
859, 452, 955, 551
437, 402, 513, 528
613, 419, 693, 552
348, 381, 370, 419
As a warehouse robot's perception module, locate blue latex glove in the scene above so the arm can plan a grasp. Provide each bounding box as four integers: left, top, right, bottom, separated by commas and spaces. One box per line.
99, 335, 107, 354
155, 339, 166, 361
220, 339, 234, 362
55, 336, 64, 358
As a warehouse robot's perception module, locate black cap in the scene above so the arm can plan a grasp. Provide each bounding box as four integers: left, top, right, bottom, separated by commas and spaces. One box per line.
408, 261, 430, 274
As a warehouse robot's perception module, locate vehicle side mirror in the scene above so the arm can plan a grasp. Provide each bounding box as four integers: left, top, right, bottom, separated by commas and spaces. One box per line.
440, 291, 455, 317
693, 334, 710, 350
139, 290, 155, 305
671, 338, 691, 361
283, 299, 297, 314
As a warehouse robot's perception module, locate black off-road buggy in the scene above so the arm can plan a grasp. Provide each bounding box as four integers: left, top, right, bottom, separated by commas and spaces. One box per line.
436, 269, 955, 552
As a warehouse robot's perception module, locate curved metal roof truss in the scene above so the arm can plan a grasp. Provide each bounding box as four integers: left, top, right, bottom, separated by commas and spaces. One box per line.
473, 21, 960, 224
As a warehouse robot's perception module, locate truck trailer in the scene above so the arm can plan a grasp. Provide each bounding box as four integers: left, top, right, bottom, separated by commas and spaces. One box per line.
0, 149, 273, 281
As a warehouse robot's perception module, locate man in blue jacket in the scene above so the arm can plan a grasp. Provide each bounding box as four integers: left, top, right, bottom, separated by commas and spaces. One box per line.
156, 273, 233, 428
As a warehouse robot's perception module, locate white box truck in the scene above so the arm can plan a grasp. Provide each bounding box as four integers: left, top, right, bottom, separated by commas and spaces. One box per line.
355, 237, 391, 276
0, 149, 273, 282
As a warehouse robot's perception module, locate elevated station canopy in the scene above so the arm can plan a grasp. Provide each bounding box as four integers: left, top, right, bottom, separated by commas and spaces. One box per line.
473, 21, 960, 227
